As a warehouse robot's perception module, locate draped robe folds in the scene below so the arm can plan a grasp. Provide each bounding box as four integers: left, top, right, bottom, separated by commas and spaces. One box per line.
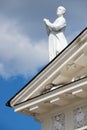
45, 16, 68, 61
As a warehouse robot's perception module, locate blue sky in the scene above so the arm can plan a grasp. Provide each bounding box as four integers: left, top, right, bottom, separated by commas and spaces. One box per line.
0, 0, 87, 130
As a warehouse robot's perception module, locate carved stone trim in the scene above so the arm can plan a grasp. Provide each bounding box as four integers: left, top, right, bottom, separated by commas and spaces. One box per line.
74, 106, 87, 129
52, 113, 65, 130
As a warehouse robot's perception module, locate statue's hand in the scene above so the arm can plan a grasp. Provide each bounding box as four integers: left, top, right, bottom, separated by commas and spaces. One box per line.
43, 18, 49, 24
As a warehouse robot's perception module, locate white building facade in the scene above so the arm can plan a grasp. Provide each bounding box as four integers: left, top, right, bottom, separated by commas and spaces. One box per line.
7, 28, 87, 130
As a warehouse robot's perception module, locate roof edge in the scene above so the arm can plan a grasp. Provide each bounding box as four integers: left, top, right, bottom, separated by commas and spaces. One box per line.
6, 27, 87, 107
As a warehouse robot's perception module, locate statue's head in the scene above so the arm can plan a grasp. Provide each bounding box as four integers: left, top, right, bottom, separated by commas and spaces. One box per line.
57, 6, 66, 16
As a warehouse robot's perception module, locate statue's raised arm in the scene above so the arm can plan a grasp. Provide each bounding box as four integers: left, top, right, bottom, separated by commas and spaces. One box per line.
44, 6, 68, 61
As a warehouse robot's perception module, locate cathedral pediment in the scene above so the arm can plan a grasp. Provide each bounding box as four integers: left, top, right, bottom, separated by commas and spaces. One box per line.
7, 28, 87, 117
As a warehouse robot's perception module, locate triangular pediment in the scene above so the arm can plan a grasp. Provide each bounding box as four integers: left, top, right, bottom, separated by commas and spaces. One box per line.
7, 28, 87, 108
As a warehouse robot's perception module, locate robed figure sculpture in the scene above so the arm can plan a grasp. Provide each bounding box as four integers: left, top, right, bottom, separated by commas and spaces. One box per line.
44, 6, 68, 61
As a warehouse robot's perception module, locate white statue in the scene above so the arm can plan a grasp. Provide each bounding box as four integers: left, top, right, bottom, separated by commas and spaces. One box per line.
44, 6, 68, 61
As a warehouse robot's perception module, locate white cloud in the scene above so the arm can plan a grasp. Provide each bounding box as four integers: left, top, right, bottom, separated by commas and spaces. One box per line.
0, 18, 49, 79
